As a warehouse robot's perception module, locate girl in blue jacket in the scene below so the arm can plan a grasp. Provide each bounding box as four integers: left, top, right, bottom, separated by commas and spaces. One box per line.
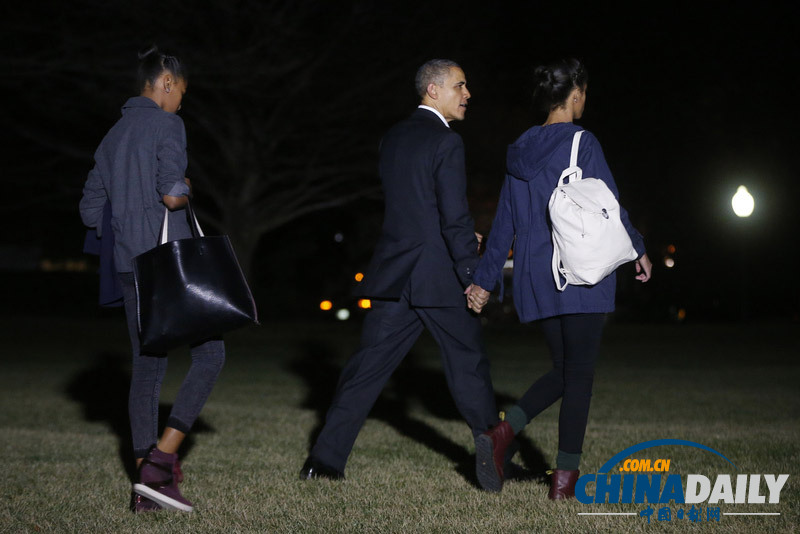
468, 58, 652, 497
79, 46, 224, 513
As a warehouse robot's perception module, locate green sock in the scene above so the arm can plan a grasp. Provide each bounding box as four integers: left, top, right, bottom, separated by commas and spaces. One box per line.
503, 405, 528, 435
556, 450, 581, 471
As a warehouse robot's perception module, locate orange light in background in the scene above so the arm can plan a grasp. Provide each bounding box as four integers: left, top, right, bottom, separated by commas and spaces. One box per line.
667, 244, 676, 254
319, 300, 333, 311
358, 299, 371, 309
677, 309, 686, 321
355, 272, 364, 282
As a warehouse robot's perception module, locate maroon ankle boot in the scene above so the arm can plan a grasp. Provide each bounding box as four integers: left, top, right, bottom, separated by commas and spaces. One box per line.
549, 469, 580, 500
476, 421, 515, 492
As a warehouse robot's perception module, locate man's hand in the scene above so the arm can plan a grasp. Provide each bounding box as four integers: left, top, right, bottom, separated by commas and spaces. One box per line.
465, 283, 491, 313
635, 253, 653, 282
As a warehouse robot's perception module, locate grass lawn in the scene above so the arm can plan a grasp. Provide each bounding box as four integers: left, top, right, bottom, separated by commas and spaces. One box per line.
1, 314, 798, 533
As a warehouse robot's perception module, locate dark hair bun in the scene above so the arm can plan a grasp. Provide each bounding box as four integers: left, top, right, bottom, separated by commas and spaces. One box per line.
138, 44, 160, 62
533, 65, 555, 87
136, 44, 186, 92
532, 58, 588, 114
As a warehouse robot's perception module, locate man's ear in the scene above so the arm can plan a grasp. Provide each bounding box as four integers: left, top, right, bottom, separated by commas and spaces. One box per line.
426, 82, 438, 100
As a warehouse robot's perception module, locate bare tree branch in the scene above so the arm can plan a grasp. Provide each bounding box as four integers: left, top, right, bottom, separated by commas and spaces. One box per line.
1, 0, 426, 276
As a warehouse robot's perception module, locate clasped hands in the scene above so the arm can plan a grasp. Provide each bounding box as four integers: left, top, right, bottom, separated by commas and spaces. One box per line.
465, 251, 652, 314
465, 283, 490, 313
465, 232, 489, 312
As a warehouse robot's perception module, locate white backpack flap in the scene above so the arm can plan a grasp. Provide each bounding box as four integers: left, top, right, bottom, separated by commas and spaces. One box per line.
549, 131, 638, 291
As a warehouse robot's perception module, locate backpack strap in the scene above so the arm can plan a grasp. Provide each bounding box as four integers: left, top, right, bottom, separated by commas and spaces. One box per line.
570, 130, 584, 167
558, 130, 585, 187
551, 238, 569, 291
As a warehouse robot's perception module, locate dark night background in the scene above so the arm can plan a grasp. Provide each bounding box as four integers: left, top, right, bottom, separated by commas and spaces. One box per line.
1, 1, 797, 323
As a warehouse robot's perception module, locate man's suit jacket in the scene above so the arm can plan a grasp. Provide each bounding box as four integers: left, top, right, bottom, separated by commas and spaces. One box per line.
357, 108, 479, 307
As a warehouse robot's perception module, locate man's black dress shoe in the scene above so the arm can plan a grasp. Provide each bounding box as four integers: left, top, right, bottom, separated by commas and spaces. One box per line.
299, 457, 345, 480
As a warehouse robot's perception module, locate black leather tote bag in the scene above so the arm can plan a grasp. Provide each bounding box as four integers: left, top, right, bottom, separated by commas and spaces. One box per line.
133, 201, 258, 353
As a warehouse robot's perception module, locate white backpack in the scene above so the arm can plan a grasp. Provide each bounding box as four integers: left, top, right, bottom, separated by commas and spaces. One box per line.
548, 130, 638, 291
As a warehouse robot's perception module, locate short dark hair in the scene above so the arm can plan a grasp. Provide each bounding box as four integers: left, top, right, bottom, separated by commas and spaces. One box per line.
414, 59, 461, 98
532, 58, 588, 113
137, 44, 187, 92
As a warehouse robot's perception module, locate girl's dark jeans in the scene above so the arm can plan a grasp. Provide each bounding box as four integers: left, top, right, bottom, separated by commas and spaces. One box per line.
517, 313, 605, 454
119, 272, 225, 459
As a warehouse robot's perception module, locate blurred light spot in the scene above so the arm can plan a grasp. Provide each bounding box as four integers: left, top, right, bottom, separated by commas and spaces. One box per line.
354, 272, 364, 282
40, 258, 90, 272
667, 244, 676, 254
319, 300, 333, 311
334, 232, 344, 242
732, 185, 754, 217
664, 257, 675, 268
357, 299, 371, 309
677, 308, 686, 321
336, 308, 350, 321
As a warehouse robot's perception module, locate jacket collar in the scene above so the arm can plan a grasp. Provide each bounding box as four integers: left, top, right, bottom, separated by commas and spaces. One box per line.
414, 106, 450, 128
122, 96, 162, 113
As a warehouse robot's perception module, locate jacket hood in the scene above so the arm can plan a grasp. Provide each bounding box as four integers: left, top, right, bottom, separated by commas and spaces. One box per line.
506, 122, 582, 182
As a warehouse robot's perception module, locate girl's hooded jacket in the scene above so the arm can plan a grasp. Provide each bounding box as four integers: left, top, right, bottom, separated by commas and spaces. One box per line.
472, 122, 645, 323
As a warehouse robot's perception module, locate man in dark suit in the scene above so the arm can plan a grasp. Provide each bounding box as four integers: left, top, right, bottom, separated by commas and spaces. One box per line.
300, 59, 498, 480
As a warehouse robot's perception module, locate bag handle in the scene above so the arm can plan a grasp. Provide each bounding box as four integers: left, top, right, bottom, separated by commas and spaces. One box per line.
158, 198, 205, 245
557, 130, 585, 187
185, 199, 205, 238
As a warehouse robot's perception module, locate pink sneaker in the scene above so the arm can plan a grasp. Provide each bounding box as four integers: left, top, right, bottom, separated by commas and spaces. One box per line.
132, 447, 193, 512
173, 459, 184, 484
131, 493, 161, 513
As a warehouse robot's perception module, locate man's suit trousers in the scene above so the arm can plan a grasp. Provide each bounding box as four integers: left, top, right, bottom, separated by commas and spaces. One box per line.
310, 292, 497, 473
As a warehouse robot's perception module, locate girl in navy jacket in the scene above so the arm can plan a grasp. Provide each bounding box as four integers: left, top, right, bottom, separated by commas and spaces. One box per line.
468, 58, 652, 497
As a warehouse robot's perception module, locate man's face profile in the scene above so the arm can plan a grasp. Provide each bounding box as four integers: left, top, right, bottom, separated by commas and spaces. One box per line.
435, 67, 471, 122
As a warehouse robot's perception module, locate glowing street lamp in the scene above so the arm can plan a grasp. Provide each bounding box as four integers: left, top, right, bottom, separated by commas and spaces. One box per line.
731, 185, 755, 321
731, 186, 754, 218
